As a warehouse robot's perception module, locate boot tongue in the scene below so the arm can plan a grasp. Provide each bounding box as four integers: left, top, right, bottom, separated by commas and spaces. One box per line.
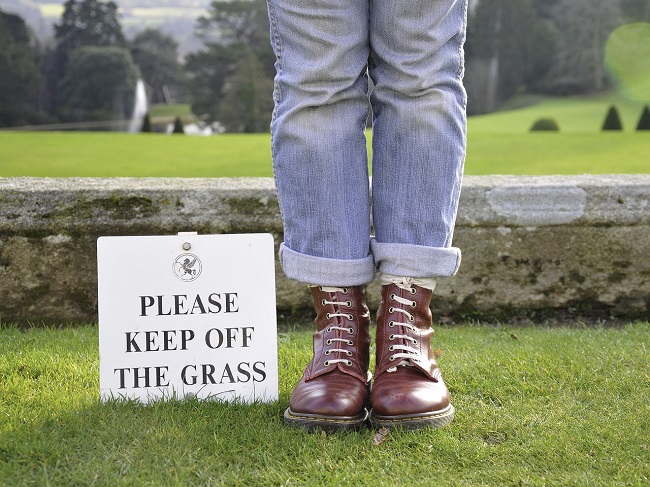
388, 359, 415, 372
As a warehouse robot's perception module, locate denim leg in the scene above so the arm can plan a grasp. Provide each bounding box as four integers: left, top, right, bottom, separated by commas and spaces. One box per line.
267, 0, 376, 286
369, 0, 468, 278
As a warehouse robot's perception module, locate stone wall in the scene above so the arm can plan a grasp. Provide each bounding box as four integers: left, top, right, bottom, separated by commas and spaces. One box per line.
0, 175, 648, 324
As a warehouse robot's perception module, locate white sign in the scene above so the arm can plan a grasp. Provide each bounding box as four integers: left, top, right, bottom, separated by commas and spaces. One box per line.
97, 233, 278, 403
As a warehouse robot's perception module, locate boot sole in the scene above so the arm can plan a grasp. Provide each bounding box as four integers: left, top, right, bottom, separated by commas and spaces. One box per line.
369, 404, 455, 430
284, 408, 369, 432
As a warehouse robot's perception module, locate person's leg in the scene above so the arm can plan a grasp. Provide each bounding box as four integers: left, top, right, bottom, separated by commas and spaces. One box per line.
266, 0, 373, 430
267, 0, 374, 287
369, 0, 467, 278
367, 0, 468, 429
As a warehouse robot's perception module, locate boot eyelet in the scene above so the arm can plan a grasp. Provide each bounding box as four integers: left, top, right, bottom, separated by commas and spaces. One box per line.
388, 345, 394, 351
323, 361, 330, 366
410, 301, 416, 308
341, 288, 349, 294
347, 340, 354, 345
408, 316, 415, 322
388, 321, 395, 328
390, 293, 396, 300
388, 307, 395, 313
326, 339, 332, 345
409, 287, 417, 295
389, 355, 396, 361
346, 351, 353, 356
413, 339, 418, 345
347, 314, 354, 320
324, 350, 331, 355
321, 299, 327, 306
389, 334, 395, 340
326, 313, 331, 319
345, 360, 353, 366
326, 326, 332, 332
348, 327, 354, 334
346, 300, 352, 307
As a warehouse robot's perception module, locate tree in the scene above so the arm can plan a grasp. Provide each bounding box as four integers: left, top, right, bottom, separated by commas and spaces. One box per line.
172, 116, 185, 134
1, 8, 31, 43
0, 10, 41, 126
194, 0, 275, 74
55, 0, 125, 56
46, 0, 126, 118
465, 0, 554, 113
57, 46, 138, 120
602, 105, 623, 131
185, 0, 275, 132
544, 0, 623, 94
130, 28, 183, 104
141, 112, 152, 132
216, 50, 274, 132
636, 106, 650, 130
621, 0, 650, 22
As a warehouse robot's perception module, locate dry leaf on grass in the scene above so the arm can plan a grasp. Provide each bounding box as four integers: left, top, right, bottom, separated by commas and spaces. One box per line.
372, 428, 391, 446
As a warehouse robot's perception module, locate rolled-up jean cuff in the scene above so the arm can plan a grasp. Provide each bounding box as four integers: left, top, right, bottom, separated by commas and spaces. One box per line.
279, 243, 376, 286
370, 239, 462, 278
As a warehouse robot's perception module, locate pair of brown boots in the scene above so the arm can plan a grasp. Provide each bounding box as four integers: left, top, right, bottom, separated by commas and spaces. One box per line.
284, 284, 454, 431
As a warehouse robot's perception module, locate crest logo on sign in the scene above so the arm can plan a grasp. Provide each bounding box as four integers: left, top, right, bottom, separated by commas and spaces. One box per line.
173, 253, 202, 281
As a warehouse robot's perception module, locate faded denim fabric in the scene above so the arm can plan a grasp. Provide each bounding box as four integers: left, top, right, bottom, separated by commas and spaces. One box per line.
267, 0, 467, 286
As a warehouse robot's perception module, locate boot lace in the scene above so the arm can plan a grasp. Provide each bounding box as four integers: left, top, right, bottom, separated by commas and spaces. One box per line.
387, 289, 424, 372
320, 286, 354, 367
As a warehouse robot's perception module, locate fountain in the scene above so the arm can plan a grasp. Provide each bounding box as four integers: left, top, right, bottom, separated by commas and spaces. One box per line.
128, 79, 148, 133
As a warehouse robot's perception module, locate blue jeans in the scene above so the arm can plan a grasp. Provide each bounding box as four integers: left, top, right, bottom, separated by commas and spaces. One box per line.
267, 0, 468, 286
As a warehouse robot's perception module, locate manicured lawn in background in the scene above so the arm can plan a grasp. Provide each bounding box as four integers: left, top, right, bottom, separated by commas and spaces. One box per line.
149, 104, 194, 118
2, 130, 649, 177
1, 92, 649, 177
468, 92, 649, 133
1, 322, 648, 486
0, 132, 273, 177
465, 132, 650, 174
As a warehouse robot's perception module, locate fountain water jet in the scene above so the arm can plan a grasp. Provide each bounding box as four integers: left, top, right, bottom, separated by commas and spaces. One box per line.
128, 80, 148, 133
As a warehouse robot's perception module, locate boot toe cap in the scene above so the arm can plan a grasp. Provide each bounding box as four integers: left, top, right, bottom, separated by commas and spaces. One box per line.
290, 371, 369, 417
371, 368, 450, 417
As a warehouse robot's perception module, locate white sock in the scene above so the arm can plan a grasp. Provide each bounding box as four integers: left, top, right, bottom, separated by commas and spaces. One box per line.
379, 273, 437, 291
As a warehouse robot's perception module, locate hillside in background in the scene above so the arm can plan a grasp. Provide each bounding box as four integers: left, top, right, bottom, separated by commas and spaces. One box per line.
0, 0, 210, 54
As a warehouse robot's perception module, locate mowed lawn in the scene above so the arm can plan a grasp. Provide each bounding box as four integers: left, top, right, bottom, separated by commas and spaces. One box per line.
1, 322, 649, 486
1, 93, 649, 177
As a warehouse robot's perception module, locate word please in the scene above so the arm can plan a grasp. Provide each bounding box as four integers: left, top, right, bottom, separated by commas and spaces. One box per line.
139, 292, 239, 316
125, 327, 255, 352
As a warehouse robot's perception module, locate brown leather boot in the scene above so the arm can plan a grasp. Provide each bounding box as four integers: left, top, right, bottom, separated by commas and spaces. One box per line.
370, 283, 454, 430
284, 286, 371, 431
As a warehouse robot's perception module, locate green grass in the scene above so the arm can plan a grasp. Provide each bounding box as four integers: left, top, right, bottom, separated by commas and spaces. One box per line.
468, 92, 648, 133
1, 322, 649, 486
0, 132, 274, 177
149, 104, 194, 119
1, 92, 649, 177
465, 132, 650, 174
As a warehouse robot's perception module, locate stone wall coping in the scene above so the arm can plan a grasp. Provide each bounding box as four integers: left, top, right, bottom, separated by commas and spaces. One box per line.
2, 174, 649, 229
1, 175, 648, 322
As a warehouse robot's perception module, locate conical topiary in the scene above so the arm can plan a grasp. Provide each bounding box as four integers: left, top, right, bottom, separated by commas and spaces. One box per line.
172, 116, 184, 134
602, 105, 623, 131
636, 105, 650, 131
140, 112, 152, 133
